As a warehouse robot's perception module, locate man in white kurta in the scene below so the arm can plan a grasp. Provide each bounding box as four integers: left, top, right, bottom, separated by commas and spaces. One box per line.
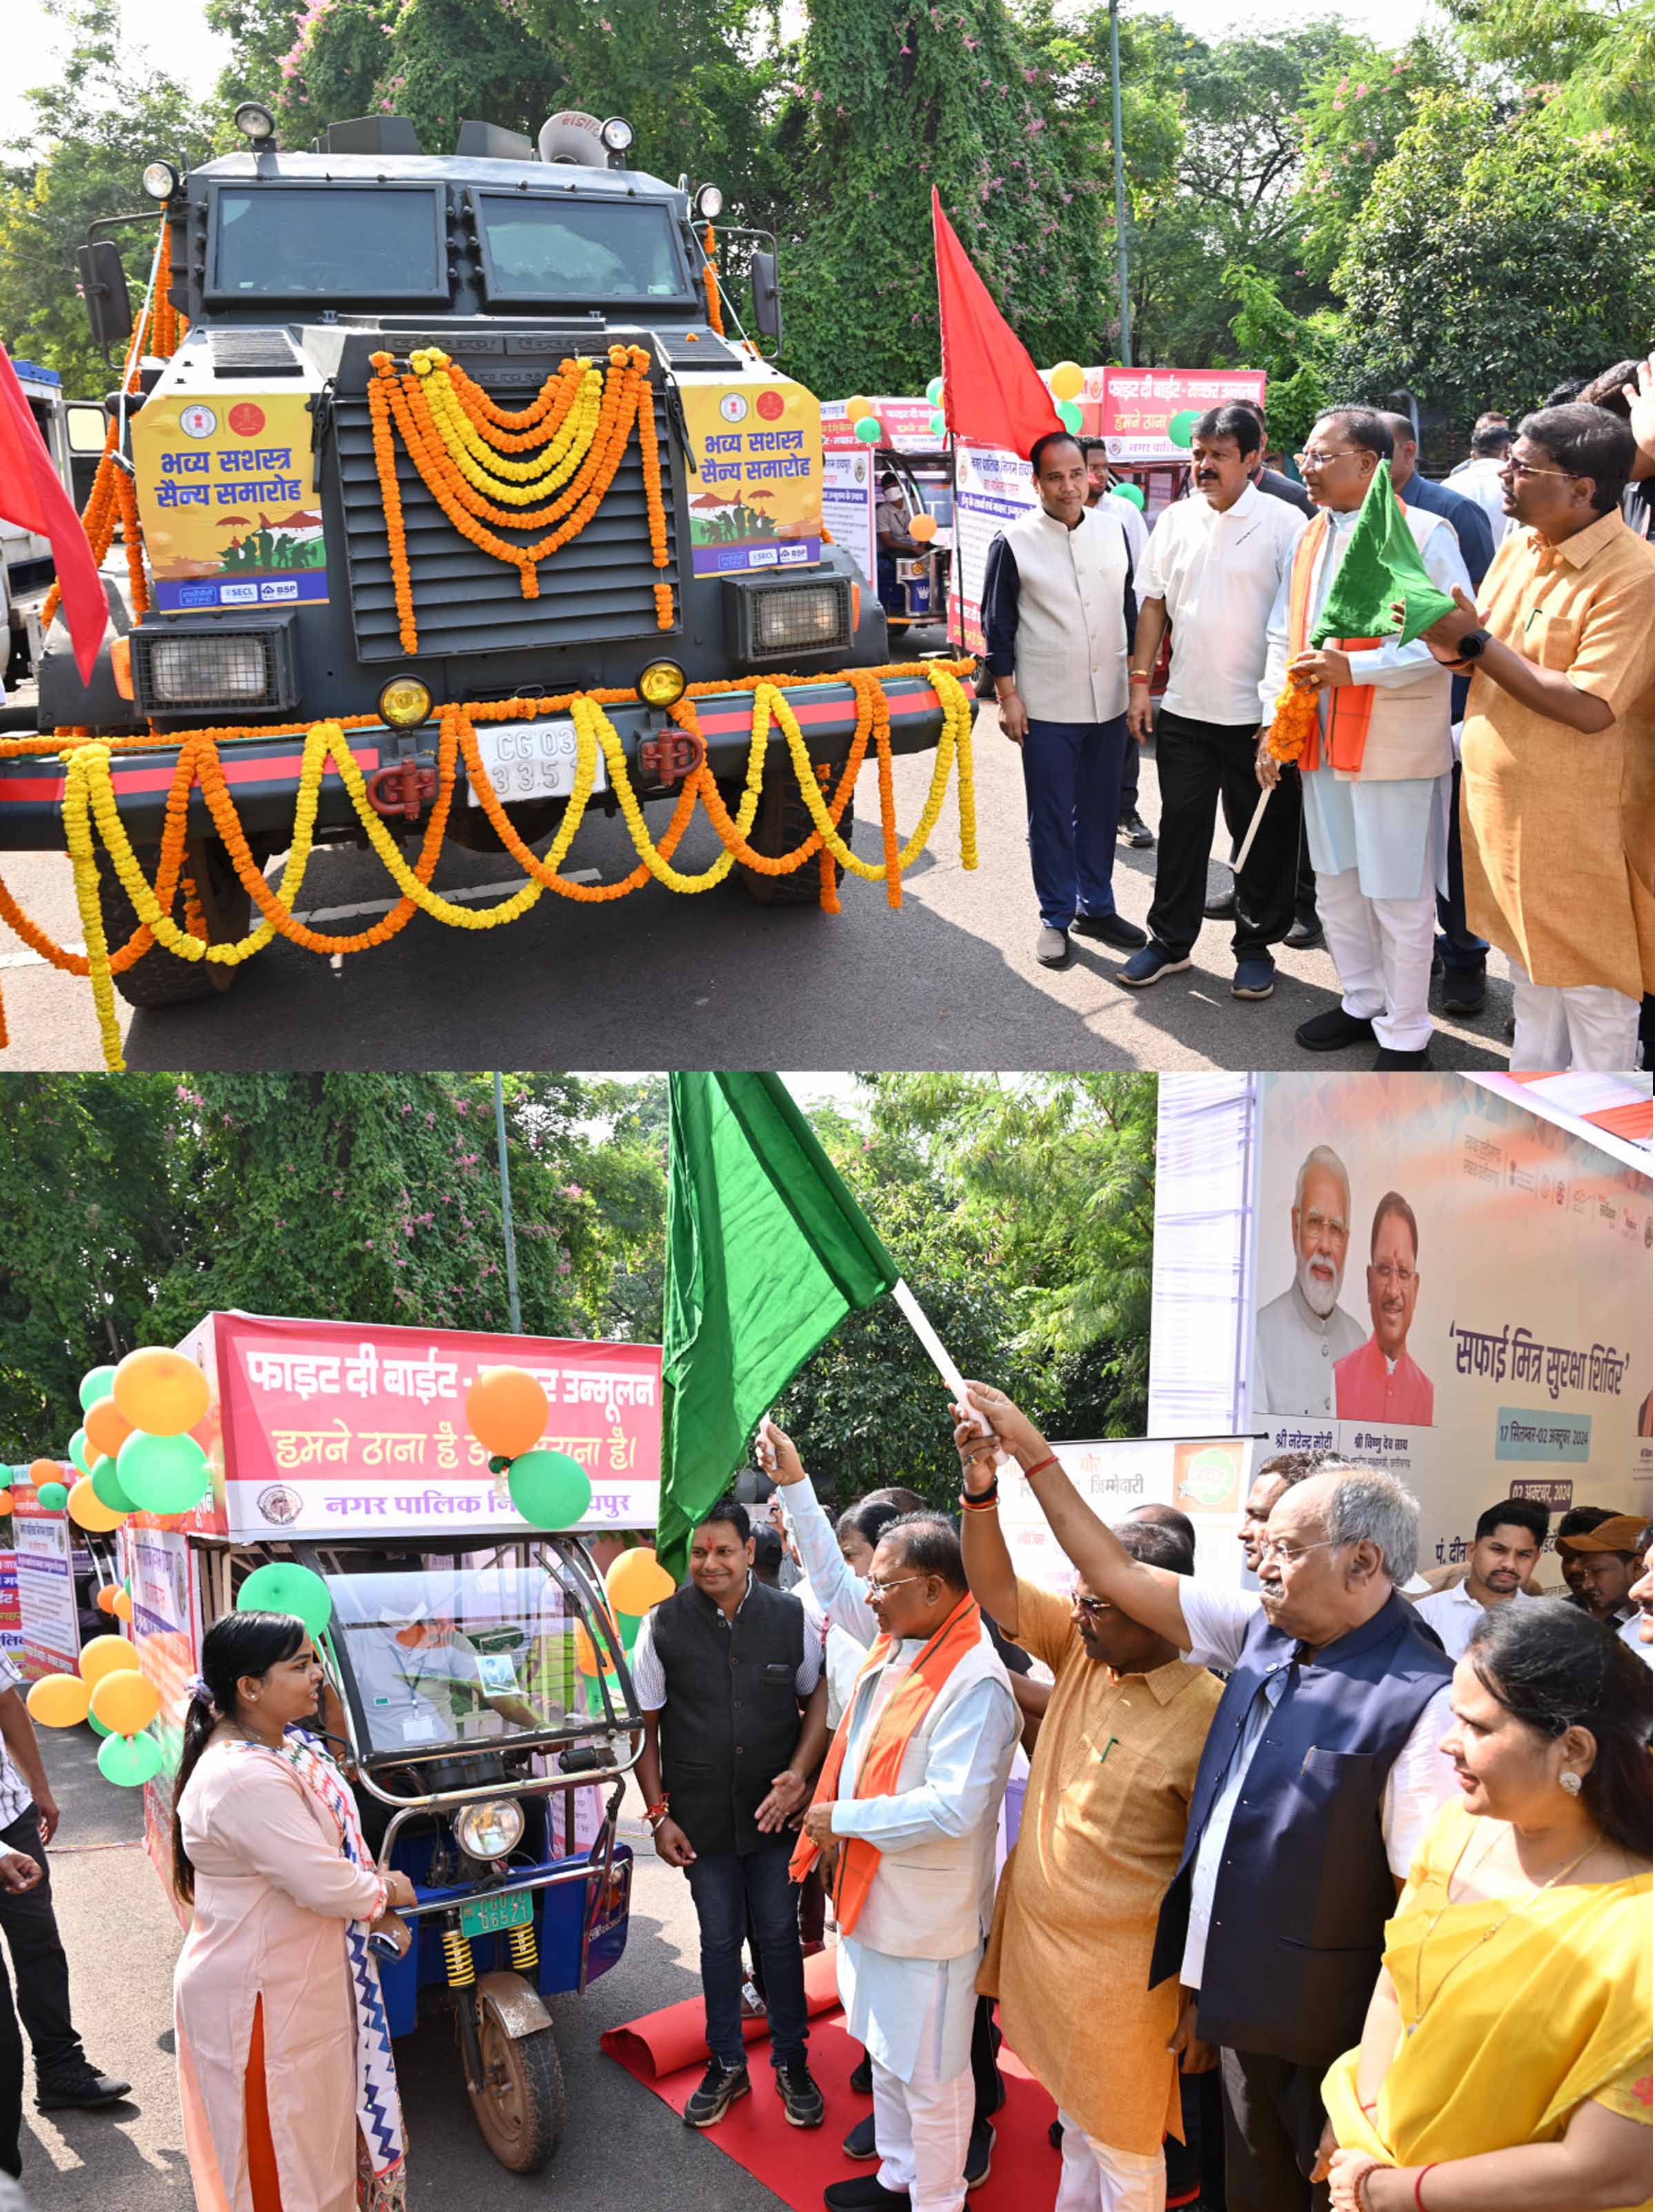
799, 1522, 1019, 2212
1250, 1144, 1365, 1419
1258, 410, 1473, 1067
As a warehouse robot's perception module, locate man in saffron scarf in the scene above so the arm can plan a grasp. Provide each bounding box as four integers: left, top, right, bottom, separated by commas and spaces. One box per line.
793, 1516, 1019, 2212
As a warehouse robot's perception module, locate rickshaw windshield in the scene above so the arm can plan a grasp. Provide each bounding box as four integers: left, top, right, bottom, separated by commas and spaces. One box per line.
325, 1563, 583, 1758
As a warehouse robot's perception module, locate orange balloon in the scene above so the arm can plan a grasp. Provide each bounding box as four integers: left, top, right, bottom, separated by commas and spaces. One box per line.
910, 514, 938, 543
605, 1547, 676, 1616
27, 1674, 90, 1727
27, 1458, 61, 1489
112, 1590, 134, 1621
96, 1585, 120, 1615
79, 1633, 139, 1687
67, 1476, 124, 1533
112, 1346, 209, 1438
84, 1396, 134, 1462
465, 1367, 549, 1460
90, 1669, 160, 1736
0, 1491, 11, 1516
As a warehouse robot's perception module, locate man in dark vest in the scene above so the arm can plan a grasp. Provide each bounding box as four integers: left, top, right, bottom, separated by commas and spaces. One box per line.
632, 1498, 830, 2131
958, 1385, 1456, 2212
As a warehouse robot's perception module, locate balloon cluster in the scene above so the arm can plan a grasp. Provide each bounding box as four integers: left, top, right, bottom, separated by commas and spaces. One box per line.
27, 1636, 164, 1787
41, 1349, 213, 1534
1046, 359, 1085, 437
464, 1368, 594, 1529
843, 394, 883, 448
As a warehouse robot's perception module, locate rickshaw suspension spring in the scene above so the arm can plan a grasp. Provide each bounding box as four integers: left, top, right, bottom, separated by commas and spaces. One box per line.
442, 1927, 477, 1988
507, 1922, 539, 1974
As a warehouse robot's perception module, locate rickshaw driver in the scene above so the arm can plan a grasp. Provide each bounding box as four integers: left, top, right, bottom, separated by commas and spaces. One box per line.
347, 1596, 543, 1752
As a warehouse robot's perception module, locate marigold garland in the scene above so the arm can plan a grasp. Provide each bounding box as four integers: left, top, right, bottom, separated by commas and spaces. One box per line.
367, 370, 417, 654
702, 224, 724, 335
1265, 673, 1320, 763
9, 662, 977, 1069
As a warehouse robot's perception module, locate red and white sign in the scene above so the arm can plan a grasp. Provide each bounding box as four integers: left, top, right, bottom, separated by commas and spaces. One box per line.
174, 1311, 663, 1540
822, 397, 949, 454
0, 1551, 19, 1658
1100, 368, 1266, 463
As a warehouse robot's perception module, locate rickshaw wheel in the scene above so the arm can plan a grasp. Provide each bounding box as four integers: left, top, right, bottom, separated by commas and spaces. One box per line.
468, 1990, 568, 2174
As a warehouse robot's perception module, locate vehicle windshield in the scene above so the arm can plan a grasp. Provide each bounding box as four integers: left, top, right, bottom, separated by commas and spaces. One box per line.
477, 195, 684, 301
326, 1561, 602, 1757
212, 187, 444, 297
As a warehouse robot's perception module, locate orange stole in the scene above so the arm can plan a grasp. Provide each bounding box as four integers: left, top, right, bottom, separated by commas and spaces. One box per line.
1287, 514, 1384, 774
788, 1591, 984, 1938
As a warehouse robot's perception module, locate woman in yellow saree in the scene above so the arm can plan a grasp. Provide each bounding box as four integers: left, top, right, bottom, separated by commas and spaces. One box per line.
1319, 1598, 1651, 2212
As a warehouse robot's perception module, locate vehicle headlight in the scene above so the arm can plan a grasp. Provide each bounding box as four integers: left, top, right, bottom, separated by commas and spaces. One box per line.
454, 1798, 525, 1860
378, 674, 433, 728
234, 101, 277, 144
693, 183, 724, 221
636, 658, 687, 707
752, 581, 845, 654
146, 634, 271, 703
141, 159, 181, 201
599, 116, 634, 152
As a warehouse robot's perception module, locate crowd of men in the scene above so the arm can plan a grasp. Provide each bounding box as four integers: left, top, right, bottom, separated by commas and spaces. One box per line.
632, 1412, 1653, 2212
981, 358, 1655, 1072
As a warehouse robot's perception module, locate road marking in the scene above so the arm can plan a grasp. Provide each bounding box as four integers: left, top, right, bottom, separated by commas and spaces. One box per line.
0, 873, 601, 970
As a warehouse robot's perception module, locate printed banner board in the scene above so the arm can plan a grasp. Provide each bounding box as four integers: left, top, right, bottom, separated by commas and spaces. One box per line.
1150, 1074, 1652, 1581
822, 448, 876, 584
676, 377, 823, 575
999, 1435, 1252, 1594
0, 1551, 18, 1658
132, 384, 327, 612
1100, 368, 1267, 464
821, 397, 949, 455
174, 1311, 663, 1541
947, 438, 1042, 657
12, 1487, 81, 1678
119, 1522, 201, 1900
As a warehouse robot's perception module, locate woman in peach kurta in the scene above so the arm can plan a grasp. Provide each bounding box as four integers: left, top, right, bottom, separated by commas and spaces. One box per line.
172, 1611, 414, 2212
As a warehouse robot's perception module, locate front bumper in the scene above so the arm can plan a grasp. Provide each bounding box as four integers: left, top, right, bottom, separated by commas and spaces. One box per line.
0, 672, 956, 852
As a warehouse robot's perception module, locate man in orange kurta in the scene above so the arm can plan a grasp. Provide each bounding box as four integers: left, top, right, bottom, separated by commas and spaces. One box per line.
1334, 1191, 1434, 1426
960, 1485, 1222, 2211
1416, 401, 1655, 1070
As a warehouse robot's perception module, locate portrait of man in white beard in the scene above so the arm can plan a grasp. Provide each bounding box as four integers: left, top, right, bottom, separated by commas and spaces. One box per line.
1250, 1143, 1367, 1418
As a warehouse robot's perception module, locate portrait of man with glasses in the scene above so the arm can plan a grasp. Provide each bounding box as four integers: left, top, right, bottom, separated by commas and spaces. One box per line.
1333, 1189, 1434, 1425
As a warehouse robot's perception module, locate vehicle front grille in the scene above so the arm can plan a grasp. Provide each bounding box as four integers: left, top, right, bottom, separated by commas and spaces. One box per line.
334, 376, 679, 663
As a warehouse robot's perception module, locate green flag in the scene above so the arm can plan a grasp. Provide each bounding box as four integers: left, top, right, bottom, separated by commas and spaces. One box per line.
1311, 460, 1457, 648
658, 1073, 900, 1576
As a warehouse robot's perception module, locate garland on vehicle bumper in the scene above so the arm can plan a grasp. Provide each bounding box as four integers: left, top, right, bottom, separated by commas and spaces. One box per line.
366, 344, 674, 641
0, 662, 976, 1070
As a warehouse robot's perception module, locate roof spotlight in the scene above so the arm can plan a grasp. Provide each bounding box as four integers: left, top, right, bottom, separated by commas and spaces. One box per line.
693, 183, 724, 221
599, 116, 634, 152
141, 159, 181, 201
234, 101, 277, 145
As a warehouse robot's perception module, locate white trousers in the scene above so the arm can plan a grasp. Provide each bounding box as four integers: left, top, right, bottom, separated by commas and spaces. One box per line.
872, 1966, 974, 2212
1316, 865, 1436, 1052
1508, 960, 1641, 1072
1054, 2106, 1167, 2212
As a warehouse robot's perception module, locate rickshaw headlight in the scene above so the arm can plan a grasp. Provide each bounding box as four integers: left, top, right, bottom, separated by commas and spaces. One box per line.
454, 1798, 525, 1860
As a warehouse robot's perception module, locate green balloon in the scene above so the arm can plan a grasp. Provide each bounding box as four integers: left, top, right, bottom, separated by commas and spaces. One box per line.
1056, 399, 1083, 436
926, 374, 944, 405
86, 1709, 114, 1738
506, 1449, 593, 1530
117, 1429, 210, 1515
37, 1480, 69, 1512
97, 1731, 163, 1787
237, 1561, 333, 1639
853, 415, 881, 445
1110, 482, 1147, 511
68, 1427, 91, 1476
1167, 408, 1201, 449
615, 1609, 643, 1652
79, 1365, 118, 1412
92, 1458, 135, 1514
929, 408, 946, 438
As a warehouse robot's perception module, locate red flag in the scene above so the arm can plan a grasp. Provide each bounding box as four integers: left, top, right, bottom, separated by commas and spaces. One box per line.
932, 189, 1063, 461
0, 346, 106, 683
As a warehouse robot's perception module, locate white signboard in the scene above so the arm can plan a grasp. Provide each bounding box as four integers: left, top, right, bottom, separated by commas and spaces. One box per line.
998, 1435, 1252, 1593
947, 438, 1039, 656
823, 448, 876, 585
14, 1505, 81, 1678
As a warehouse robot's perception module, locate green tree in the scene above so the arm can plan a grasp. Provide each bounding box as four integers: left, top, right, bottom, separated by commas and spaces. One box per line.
1294, 33, 1466, 283
1330, 88, 1655, 419
1437, 0, 1655, 131
1223, 261, 1340, 450
0, 0, 212, 393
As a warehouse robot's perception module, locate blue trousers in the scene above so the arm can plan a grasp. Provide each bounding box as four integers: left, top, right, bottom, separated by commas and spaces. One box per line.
684, 1839, 809, 2070
1021, 714, 1128, 931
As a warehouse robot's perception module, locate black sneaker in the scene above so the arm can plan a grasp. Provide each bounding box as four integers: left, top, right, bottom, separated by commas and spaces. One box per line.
1119, 807, 1155, 849
1203, 889, 1237, 922
843, 2111, 879, 2159
965, 2118, 994, 2189
850, 2050, 874, 2096
1442, 970, 1487, 1016
824, 2181, 911, 2212
1283, 916, 1325, 952
1071, 910, 1148, 952
1294, 1007, 1375, 1053
777, 2056, 825, 2129
36, 2067, 131, 2111
683, 2058, 750, 2128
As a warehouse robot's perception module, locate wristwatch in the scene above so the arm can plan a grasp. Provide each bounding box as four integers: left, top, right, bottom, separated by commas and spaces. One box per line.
1453, 627, 1492, 663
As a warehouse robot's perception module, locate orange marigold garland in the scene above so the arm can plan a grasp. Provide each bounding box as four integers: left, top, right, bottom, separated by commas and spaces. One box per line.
112, 465, 150, 618
368, 359, 417, 652
1265, 672, 1319, 763
702, 224, 724, 334
634, 362, 674, 632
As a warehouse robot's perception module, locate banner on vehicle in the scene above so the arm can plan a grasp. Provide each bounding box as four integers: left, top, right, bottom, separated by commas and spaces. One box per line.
676, 377, 823, 575
1100, 368, 1266, 464
947, 438, 1041, 657
174, 1311, 663, 1541
131, 383, 328, 612
822, 448, 876, 585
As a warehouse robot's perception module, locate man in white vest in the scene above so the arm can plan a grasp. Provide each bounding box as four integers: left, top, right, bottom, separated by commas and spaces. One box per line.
1256, 408, 1474, 1068
982, 432, 1150, 968
794, 1517, 1019, 2212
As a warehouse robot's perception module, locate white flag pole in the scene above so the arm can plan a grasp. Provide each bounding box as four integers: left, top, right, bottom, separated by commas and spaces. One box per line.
892, 1278, 992, 1435
1220, 783, 1272, 876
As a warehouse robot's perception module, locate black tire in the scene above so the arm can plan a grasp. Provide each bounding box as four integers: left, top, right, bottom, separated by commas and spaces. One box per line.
467, 1995, 566, 2175
98, 840, 251, 1008
724, 765, 854, 907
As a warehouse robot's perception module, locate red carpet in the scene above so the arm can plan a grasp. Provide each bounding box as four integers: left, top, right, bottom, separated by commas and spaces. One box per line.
601, 1957, 1060, 2211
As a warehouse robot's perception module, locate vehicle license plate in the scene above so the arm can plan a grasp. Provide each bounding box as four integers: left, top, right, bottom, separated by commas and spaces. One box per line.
465, 718, 608, 806
459, 1888, 534, 1938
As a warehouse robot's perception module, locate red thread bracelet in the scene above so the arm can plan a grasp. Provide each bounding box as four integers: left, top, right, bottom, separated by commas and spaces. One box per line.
1022, 1454, 1059, 1480
1414, 2166, 1438, 2208
960, 1491, 999, 1512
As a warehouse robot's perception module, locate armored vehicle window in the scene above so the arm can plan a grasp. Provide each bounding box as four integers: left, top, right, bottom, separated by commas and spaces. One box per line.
211, 185, 446, 301
476, 195, 685, 303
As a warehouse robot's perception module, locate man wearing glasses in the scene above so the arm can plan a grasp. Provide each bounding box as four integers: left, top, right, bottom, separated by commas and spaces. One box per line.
955, 1383, 1454, 2212
1414, 400, 1655, 1071
1334, 1192, 1434, 1424
1256, 409, 1473, 1069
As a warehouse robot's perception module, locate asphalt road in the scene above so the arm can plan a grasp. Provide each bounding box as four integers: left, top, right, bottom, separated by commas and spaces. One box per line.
19, 1723, 785, 2212
0, 650, 1513, 1073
